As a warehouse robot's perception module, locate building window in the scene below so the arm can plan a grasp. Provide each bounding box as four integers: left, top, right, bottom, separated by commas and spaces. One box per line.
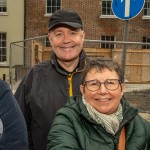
45, 36, 51, 47
0, 33, 7, 62
142, 37, 150, 49
0, 0, 7, 12
46, 0, 61, 14
101, 36, 115, 49
143, 0, 150, 16
102, 0, 114, 15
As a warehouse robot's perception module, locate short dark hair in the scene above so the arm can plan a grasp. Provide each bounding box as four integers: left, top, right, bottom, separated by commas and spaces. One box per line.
81, 57, 124, 84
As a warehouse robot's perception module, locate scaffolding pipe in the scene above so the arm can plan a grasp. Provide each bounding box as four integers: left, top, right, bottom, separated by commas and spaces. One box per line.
9, 36, 150, 89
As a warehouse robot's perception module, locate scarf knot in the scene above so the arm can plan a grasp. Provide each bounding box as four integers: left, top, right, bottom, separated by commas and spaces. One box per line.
82, 96, 123, 135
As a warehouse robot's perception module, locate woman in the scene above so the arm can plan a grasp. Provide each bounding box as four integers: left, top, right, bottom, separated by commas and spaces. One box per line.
47, 57, 150, 150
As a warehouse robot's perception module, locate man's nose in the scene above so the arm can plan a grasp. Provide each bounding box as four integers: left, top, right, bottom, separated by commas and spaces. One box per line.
62, 33, 70, 42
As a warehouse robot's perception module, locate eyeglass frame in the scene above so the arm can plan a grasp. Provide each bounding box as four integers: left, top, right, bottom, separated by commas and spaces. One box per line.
83, 79, 122, 92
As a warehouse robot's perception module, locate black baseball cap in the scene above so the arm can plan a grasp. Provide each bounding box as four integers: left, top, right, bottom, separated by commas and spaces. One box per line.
48, 9, 83, 31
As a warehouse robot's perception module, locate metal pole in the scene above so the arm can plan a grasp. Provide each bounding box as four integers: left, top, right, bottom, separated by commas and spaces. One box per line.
9, 35, 48, 89
84, 39, 150, 45
121, 20, 129, 77
3, 74, 6, 81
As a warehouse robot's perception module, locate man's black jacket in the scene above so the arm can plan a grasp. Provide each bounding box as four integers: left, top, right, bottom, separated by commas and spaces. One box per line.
14, 50, 88, 150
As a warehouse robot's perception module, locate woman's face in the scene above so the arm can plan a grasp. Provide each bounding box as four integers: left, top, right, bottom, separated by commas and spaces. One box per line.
80, 68, 125, 115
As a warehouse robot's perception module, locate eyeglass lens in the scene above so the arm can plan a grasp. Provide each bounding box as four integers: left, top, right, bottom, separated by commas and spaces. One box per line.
84, 79, 120, 91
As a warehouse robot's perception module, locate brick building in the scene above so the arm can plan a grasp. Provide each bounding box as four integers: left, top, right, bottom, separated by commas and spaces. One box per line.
20, 0, 150, 84
7, 0, 149, 88
25, 0, 150, 49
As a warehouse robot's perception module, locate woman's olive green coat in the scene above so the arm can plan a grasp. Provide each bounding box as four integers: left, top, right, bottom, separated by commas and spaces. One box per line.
47, 95, 150, 150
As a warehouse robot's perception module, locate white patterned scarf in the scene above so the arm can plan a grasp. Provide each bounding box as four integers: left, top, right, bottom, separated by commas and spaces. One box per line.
82, 96, 123, 135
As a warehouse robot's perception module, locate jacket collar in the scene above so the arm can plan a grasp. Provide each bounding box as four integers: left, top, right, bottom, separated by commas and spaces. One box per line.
76, 95, 139, 125
50, 50, 87, 75
120, 96, 139, 126
76, 95, 96, 123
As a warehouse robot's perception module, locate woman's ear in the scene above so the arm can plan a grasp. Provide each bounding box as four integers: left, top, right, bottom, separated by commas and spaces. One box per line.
80, 85, 84, 94
121, 83, 125, 96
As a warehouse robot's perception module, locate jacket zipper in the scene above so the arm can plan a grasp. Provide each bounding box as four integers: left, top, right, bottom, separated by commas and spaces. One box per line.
67, 69, 83, 97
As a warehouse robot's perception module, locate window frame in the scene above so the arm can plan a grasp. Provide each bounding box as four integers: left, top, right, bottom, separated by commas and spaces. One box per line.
0, 0, 7, 13
0, 32, 7, 63
142, 0, 150, 19
45, 0, 61, 15
100, 0, 117, 18
142, 36, 150, 49
45, 36, 51, 47
100, 35, 116, 49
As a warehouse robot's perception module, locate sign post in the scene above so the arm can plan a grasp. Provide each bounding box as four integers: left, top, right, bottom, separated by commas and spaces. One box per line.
112, 0, 145, 76
122, 20, 129, 77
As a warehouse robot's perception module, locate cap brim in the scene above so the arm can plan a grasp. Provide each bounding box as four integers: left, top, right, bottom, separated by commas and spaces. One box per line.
49, 22, 82, 31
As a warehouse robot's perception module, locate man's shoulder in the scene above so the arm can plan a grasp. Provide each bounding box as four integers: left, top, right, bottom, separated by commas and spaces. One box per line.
34, 60, 51, 67
85, 57, 91, 63
58, 96, 80, 115
22, 60, 53, 81
32, 60, 52, 72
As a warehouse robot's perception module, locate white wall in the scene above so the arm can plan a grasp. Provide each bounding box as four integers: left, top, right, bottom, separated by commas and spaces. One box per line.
0, 0, 24, 66
0, 0, 24, 80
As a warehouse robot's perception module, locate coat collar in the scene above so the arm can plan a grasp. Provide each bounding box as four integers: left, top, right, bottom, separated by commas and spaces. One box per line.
76, 95, 139, 126
50, 50, 87, 75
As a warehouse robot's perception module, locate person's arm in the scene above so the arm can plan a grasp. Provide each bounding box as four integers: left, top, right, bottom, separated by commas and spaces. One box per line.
145, 119, 150, 150
14, 69, 33, 149
14, 70, 33, 116
47, 112, 80, 150
0, 80, 28, 150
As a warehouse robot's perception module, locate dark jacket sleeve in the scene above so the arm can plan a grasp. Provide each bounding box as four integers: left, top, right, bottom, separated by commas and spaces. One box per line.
14, 68, 33, 115
47, 111, 79, 150
144, 119, 150, 150
14, 69, 33, 149
0, 80, 28, 150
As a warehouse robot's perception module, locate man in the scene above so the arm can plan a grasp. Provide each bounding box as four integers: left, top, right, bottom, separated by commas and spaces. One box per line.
15, 9, 88, 150
0, 80, 28, 150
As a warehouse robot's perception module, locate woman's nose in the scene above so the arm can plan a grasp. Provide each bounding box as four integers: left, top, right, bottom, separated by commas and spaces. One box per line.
97, 83, 108, 94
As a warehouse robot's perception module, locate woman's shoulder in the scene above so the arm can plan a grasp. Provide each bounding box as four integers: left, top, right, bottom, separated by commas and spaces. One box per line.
133, 114, 150, 131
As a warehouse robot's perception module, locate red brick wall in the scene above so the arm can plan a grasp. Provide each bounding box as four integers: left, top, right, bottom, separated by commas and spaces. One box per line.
25, 0, 49, 38
25, 0, 150, 48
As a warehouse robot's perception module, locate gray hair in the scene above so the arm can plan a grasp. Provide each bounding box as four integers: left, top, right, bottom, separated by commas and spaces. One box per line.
81, 57, 124, 84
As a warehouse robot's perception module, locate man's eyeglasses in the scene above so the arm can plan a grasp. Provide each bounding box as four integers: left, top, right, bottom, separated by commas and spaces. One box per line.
83, 79, 121, 91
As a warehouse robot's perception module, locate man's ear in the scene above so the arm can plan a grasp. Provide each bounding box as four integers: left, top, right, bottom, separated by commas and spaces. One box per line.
48, 33, 52, 42
82, 31, 85, 41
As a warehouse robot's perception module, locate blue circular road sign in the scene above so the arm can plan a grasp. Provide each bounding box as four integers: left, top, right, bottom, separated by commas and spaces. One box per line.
112, 0, 145, 20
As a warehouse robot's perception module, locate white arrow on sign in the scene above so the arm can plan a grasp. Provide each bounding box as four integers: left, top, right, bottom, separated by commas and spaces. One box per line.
121, 0, 130, 17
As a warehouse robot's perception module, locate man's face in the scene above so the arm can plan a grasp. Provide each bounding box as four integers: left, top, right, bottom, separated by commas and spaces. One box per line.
48, 26, 85, 62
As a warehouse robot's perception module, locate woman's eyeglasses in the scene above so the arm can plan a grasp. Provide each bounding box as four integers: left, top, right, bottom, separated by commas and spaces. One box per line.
83, 79, 121, 91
